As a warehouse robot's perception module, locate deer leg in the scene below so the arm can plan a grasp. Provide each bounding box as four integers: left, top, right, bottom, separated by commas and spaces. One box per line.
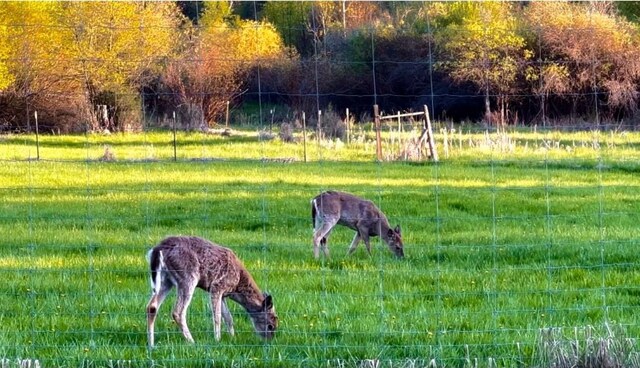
210, 292, 225, 341
221, 299, 234, 336
353, 223, 373, 256
347, 232, 362, 255
172, 280, 197, 343
146, 283, 173, 348
313, 217, 338, 259
364, 237, 372, 255
320, 228, 333, 258
361, 231, 372, 255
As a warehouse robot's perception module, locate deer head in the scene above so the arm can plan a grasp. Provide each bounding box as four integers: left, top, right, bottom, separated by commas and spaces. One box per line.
385, 225, 404, 258
248, 293, 278, 340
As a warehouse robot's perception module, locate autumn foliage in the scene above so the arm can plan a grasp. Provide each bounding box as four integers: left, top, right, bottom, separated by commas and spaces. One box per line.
1, 1, 640, 132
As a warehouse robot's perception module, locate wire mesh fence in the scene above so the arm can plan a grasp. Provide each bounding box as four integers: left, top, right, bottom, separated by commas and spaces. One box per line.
2, 2, 640, 368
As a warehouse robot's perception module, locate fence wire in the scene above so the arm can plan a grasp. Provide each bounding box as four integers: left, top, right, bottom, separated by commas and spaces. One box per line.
2, 2, 640, 368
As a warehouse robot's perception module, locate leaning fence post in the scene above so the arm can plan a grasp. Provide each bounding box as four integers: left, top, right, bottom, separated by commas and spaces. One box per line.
424, 105, 438, 162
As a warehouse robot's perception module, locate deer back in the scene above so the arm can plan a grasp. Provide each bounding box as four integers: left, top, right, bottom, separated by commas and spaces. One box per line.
314, 191, 390, 234
154, 236, 242, 293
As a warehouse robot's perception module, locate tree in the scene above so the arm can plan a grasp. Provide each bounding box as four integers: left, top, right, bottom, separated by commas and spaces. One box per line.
0, 2, 79, 131
432, 2, 530, 125
165, 1, 288, 127
262, 2, 314, 57
525, 1, 640, 122
60, 2, 183, 131
0, 11, 14, 92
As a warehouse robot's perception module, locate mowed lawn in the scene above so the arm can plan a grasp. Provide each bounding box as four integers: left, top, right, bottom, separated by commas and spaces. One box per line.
1, 130, 640, 367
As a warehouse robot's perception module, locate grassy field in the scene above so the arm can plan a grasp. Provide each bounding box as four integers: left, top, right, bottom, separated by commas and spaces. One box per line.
1, 128, 640, 367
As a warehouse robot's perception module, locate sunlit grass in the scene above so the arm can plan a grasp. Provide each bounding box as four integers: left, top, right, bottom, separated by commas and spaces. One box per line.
3, 127, 640, 163
1, 129, 640, 366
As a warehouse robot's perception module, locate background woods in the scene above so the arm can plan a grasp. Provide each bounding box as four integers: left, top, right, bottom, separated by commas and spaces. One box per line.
2, 1, 640, 132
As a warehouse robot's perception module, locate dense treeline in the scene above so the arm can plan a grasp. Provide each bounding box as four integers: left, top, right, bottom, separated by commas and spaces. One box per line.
1, 1, 640, 133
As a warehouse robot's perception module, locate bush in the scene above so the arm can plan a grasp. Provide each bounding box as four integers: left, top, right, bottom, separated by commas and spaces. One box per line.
314, 104, 345, 140
279, 122, 295, 143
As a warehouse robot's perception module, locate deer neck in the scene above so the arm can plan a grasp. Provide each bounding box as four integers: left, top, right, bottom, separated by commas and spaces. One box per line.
378, 218, 392, 240
228, 268, 264, 313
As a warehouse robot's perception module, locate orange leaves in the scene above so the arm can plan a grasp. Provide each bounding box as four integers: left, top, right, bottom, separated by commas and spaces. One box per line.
172, 7, 288, 125
526, 1, 640, 109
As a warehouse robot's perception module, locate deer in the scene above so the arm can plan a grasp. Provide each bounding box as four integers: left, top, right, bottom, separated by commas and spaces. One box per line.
145, 236, 278, 348
311, 190, 404, 259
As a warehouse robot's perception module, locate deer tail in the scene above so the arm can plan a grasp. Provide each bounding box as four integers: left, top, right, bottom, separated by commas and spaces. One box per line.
147, 248, 165, 294
311, 198, 318, 228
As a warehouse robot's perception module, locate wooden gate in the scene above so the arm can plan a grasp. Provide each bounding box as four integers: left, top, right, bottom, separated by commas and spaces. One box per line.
373, 104, 438, 162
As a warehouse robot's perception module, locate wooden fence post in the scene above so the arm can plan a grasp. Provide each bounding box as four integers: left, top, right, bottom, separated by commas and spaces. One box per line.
317, 109, 322, 142
172, 111, 177, 162
424, 105, 438, 162
345, 107, 350, 144
302, 111, 307, 163
225, 101, 230, 128
374, 104, 382, 161
34, 110, 40, 160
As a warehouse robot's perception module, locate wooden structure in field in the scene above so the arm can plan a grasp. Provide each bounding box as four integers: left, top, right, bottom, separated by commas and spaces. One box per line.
373, 104, 438, 162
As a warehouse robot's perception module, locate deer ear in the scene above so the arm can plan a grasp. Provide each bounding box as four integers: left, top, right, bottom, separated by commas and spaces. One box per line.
263, 293, 273, 310
394, 225, 401, 235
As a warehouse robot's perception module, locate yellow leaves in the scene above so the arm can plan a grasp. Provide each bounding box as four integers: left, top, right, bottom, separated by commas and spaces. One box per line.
64, 2, 181, 90
200, 12, 286, 77
231, 21, 285, 62
0, 1, 185, 96
0, 2, 72, 92
434, 2, 526, 92
199, 1, 233, 28
0, 23, 13, 91
202, 20, 284, 62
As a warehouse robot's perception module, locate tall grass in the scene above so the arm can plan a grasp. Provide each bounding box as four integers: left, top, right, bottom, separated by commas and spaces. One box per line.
1, 129, 639, 367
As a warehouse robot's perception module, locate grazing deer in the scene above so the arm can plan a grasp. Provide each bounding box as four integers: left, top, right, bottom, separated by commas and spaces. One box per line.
311, 191, 404, 259
145, 236, 278, 348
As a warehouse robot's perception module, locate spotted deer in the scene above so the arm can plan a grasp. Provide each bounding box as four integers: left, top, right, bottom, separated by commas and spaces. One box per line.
311, 191, 404, 259
145, 236, 278, 348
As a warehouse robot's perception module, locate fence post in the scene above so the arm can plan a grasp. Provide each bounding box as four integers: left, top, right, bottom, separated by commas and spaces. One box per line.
302, 111, 307, 163
317, 109, 322, 142
172, 111, 177, 162
424, 105, 438, 162
270, 108, 274, 133
345, 108, 350, 144
34, 110, 40, 161
225, 101, 230, 128
374, 104, 382, 161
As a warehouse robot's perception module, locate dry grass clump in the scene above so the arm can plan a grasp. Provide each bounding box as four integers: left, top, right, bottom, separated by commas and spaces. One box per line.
279, 122, 295, 143
535, 324, 640, 368
99, 145, 116, 162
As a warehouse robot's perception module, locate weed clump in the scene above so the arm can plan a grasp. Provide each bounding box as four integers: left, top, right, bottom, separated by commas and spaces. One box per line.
99, 145, 116, 161
279, 122, 295, 143
535, 324, 640, 368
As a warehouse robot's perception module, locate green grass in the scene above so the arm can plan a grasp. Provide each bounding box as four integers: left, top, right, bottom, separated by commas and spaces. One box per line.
1, 128, 640, 367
